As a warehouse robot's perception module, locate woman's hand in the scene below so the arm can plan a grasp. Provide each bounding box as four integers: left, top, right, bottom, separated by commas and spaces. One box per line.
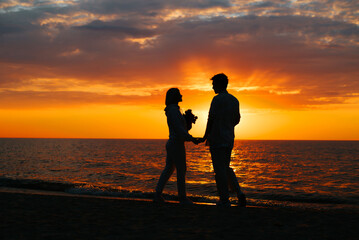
191, 137, 202, 145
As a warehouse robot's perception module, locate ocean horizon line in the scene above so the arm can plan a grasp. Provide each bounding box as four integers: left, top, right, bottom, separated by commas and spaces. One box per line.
0, 137, 358, 141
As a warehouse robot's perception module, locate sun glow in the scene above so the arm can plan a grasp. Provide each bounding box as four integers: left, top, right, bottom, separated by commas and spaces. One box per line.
1, 1, 358, 140
1, 73, 358, 140
0, 105, 167, 139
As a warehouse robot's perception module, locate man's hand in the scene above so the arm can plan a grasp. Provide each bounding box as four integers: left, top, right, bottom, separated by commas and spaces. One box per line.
194, 138, 207, 145
198, 138, 206, 143
192, 137, 202, 145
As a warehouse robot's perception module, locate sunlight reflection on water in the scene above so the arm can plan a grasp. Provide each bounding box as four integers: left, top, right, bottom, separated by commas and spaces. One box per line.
1, 138, 358, 208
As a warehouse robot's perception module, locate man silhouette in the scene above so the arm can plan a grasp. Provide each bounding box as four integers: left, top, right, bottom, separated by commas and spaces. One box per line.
201, 73, 246, 207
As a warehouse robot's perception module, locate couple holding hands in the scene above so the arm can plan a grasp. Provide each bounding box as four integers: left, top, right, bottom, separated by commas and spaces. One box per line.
154, 73, 246, 207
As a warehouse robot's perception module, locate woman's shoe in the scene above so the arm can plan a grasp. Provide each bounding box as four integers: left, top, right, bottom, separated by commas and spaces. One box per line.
237, 193, 247, 207
153, 192, 165, 203
216, 200, 231, 208
179, 197, 194, 205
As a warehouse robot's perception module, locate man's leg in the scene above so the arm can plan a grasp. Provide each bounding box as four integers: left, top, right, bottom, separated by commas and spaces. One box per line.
210, 147, 230, 204
227, 168, 242, 193
223, 147, 241, 194
225, 148, 246, 207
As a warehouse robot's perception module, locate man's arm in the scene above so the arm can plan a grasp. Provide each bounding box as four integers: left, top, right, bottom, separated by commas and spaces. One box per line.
202, 117, 213, 141
233, 100, 241, 126
201, 98, 217, 142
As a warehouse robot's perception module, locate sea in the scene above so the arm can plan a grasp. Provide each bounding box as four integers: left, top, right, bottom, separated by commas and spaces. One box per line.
1, 138, 358, 210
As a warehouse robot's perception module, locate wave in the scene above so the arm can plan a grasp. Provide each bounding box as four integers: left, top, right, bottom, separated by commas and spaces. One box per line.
0, 177, 75, 192
247, 192, 359, 206
1, 177, 358, 210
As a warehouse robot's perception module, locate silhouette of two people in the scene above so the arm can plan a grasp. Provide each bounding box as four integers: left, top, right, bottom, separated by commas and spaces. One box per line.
154, 73, 246, 207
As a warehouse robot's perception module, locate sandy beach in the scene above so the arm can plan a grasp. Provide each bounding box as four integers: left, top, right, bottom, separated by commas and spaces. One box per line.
0, 188, 358, 240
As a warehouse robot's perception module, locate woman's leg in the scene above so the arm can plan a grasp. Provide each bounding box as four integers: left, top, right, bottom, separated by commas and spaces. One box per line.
155, 142, 175, 195
173, 143, 187, 199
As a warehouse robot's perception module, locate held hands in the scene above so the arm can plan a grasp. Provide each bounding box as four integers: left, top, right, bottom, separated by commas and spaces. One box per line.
192, 137, 206, 145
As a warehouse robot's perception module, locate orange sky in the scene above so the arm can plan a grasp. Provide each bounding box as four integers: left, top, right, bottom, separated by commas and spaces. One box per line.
0, 1, 358, 140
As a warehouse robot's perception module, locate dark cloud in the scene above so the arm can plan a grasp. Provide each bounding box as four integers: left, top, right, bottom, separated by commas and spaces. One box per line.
0, 90, 164, 109
0, 11, 38, 36
0, 0, 358, 109
75, 19, 158, 38
79, 0, 231, 14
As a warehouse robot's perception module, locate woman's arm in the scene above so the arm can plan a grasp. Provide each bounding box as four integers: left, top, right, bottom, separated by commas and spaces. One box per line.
167, 107, 194, 142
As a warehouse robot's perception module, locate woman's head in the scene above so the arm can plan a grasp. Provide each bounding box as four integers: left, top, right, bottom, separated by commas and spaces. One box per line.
165, 88, 182, 106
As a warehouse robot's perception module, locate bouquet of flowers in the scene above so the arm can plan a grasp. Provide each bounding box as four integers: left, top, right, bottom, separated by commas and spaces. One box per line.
183, 109, 198, 131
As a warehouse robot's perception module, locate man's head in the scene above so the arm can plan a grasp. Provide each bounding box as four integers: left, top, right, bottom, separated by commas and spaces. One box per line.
211, 73, 228, 94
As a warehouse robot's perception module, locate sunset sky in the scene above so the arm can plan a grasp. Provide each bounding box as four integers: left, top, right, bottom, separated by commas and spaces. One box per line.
0, 0, 358, 140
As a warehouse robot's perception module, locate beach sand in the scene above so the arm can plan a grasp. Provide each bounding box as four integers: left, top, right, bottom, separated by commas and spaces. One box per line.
1, 188, 358, 240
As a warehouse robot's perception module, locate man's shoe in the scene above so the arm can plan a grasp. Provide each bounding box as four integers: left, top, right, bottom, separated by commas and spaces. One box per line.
216, 200, 231, 208
237, 193, 247, 207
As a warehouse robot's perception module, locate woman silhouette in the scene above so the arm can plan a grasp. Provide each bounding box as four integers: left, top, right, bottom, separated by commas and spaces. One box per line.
154, 88, 197, 205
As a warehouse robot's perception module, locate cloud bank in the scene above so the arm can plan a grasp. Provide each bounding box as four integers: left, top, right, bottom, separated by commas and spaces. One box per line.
0, 0, 358, 109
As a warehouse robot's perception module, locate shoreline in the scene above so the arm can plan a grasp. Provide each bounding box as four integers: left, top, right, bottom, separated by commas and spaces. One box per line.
1, 188, 358, 239
1, 185, 358, 211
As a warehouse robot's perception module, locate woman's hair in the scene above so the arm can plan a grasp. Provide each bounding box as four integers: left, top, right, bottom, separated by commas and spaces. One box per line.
165, 88, 180, 106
